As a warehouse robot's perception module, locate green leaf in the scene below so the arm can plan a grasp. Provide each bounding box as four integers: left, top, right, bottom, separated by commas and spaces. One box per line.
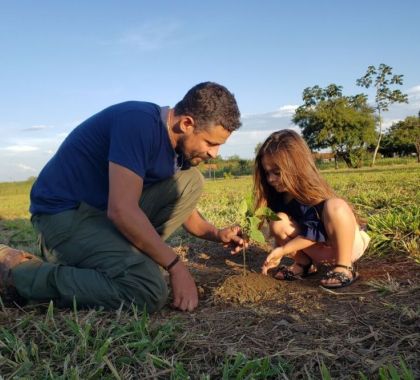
249, 228, 266, 244
255, 207, 280, 221
248, 216, 261, 230
266, 208, 280, 221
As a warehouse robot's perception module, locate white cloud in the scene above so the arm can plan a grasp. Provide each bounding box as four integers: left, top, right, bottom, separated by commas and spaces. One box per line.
3, 145, 39, 152
221, 125, 301, 159
271, 105, 299, 118
22, 124, 51, 132
406, 85, 420, 107
407, 85, 420, 95
242, 105, 298, 120
0, 123, 70, 181
240, 106, 296, 133
17, 163, 36, 172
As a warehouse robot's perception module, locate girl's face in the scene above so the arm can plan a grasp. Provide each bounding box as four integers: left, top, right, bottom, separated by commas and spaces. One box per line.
261, 154, 286, 192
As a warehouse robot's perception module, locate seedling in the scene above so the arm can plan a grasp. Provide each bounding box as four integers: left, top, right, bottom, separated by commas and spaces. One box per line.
238, 194, 279, 275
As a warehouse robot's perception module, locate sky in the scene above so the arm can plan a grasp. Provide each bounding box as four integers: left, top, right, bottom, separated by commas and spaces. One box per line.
0, 0, 419, 182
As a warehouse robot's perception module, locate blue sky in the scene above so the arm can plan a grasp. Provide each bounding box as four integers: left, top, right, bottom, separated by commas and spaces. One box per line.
0, 0, 419, 181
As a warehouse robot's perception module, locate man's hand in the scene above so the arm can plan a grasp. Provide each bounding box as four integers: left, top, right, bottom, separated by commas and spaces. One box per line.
169, 262, 198, 312
218, 225, 248, 254
262, 247, 285, 275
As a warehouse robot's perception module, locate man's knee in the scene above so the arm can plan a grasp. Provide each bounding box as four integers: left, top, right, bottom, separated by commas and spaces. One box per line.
115, 268, 168, 313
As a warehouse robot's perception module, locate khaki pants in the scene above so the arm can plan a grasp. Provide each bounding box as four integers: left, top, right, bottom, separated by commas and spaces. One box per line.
12, 168, 203, 313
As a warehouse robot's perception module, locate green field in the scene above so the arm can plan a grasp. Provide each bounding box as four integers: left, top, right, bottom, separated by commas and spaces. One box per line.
0, 164, 419, 379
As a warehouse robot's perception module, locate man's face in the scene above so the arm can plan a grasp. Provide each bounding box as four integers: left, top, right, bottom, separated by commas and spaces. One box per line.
178, 124, 231, 166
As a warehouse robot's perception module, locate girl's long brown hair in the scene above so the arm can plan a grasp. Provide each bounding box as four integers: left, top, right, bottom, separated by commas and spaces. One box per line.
254, 129, 336, 210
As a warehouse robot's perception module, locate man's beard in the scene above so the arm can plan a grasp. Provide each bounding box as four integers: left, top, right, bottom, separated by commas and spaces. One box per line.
176, 137, 207, 167
176, 151, 205, 168
188, 156, 205, 167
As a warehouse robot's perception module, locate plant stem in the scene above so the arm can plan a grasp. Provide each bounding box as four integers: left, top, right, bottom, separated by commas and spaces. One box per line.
243, 246, 246, 276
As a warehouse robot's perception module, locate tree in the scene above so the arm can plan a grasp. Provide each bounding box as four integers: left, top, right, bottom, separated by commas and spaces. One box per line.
356, 64, 408, 166
227, 154, 241, 161
293, 84, 376, 168
237, 159, 250, 174
387, 113, 420, 162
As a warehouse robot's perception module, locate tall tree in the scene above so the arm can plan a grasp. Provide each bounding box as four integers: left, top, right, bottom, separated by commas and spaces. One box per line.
387, 113, 420, 162
293, 84, 376, 168
356, 64, 408, 166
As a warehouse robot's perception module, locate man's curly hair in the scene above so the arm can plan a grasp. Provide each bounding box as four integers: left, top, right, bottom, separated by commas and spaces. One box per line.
174, 82, 241, 132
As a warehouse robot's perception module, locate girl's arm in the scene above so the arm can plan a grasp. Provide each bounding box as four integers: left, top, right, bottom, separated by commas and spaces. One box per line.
280, 235, 316, 255
262, 235, 316, 274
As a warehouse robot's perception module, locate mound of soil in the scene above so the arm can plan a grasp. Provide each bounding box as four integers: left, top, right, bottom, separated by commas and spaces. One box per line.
213, 272, 281, 304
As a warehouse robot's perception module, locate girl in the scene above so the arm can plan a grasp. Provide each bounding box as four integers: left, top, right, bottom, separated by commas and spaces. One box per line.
255, 130, 370, 288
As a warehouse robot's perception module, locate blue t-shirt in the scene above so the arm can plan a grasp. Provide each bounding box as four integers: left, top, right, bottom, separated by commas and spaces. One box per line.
30, 101, 177, 215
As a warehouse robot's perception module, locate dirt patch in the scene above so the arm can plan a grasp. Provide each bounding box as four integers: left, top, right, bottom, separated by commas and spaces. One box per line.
214, 272, 281, 304
167, 239, 420, 378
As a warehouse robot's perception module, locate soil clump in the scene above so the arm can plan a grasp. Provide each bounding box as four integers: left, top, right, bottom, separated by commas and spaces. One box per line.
213, 272, 281, 304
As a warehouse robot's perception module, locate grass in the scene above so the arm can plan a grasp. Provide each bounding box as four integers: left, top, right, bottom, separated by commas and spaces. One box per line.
1, 303, 416, 379
0, 179, 33, 220
1, 300, 292, 379
0, 164, 419, 378
0, 304, 183, 378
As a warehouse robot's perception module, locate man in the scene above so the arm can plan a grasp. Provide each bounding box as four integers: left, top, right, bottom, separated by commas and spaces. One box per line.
0, 82, 245, 312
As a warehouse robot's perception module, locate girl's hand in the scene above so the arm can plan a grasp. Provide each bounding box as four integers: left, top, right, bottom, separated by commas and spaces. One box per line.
262, 247, 285, 275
